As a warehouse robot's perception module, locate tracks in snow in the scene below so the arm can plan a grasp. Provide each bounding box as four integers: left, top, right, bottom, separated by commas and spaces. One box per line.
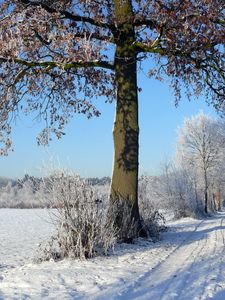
113, 212, 225, 300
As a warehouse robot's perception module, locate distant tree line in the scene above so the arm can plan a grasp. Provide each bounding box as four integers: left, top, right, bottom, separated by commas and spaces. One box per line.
0, 174, 111, 208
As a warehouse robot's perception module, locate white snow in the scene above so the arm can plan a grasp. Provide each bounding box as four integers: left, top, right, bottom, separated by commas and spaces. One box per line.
1, 209, 225, 299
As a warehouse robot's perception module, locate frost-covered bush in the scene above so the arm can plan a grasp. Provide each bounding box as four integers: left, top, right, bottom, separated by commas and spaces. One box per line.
138, 175, 166, 238
36, 171, 169, 261
137, 169, 200, 223
159, 165, 197, 219
37, 171, 116, 260
138, 163, 203, 220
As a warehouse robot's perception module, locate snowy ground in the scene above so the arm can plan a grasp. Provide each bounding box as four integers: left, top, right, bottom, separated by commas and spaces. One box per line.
1, 209, 225, 299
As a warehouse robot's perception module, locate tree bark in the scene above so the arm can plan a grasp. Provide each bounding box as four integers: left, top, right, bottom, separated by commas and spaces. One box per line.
204, 168, 208, 214
109, 0, 145, 239
110, 52, 141, 235
204, 190, 208, 214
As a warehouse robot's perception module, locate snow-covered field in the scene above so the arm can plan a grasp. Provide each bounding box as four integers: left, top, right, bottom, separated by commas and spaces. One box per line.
1, 209, 225, 300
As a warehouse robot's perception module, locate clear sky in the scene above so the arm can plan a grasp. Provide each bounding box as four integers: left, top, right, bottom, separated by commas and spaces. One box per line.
0, 59, 218, 179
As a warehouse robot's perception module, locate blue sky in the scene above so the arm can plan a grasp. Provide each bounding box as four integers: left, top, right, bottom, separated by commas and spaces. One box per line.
0, 61, 218, 179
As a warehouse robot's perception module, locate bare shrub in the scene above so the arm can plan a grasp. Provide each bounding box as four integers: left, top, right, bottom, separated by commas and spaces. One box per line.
37, 170, 116, 260
105, 176, 167, 242
107, 198, 142, 243
138, 175, 166, 239
36, 170, 170, 262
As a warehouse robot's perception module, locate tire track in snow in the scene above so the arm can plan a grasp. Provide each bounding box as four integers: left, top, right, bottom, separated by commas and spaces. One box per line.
192, 215, 220, 300
160, 222, 209, 300
148, 218, 210, 300
199, 216, 224, 300
113, 218, 206, 300
158, 214, 225, 300
159, 215, 225, 300
211, 216, 224, 295
200, 216, 225, 299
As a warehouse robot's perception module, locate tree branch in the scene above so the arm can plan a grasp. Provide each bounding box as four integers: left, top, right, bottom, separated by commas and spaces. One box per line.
19, 0, 116, 31
0, 57, 115, 71
134, 19, 158, 29
132, 42, 164, 55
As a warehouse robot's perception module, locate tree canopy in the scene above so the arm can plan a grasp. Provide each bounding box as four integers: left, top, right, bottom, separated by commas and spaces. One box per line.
0, 0, 224, 154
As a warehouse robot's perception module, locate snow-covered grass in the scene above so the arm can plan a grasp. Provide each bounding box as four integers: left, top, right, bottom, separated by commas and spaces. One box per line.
1, 209, 225, 299
0, 209, 55, 269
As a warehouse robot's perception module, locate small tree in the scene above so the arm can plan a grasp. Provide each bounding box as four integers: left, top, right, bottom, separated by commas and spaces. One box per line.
0, 1, 224, 237
177, 112, 225, 213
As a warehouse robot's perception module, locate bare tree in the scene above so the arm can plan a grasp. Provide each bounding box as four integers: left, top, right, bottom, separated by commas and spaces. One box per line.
0, 1, 224, 237
158, 161, 199, 218
177, 112, 225, 213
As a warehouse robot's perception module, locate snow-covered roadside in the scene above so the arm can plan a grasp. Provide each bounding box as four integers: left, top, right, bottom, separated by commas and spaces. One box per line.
1, 209, 225, 300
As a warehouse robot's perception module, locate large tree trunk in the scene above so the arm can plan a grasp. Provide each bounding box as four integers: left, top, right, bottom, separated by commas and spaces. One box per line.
109, 0, 145, 240
110, 52, 141, 238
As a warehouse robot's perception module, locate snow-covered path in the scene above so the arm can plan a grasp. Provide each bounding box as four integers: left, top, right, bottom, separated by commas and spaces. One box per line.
115, 213, 225, 300
1, 209, 225, 299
